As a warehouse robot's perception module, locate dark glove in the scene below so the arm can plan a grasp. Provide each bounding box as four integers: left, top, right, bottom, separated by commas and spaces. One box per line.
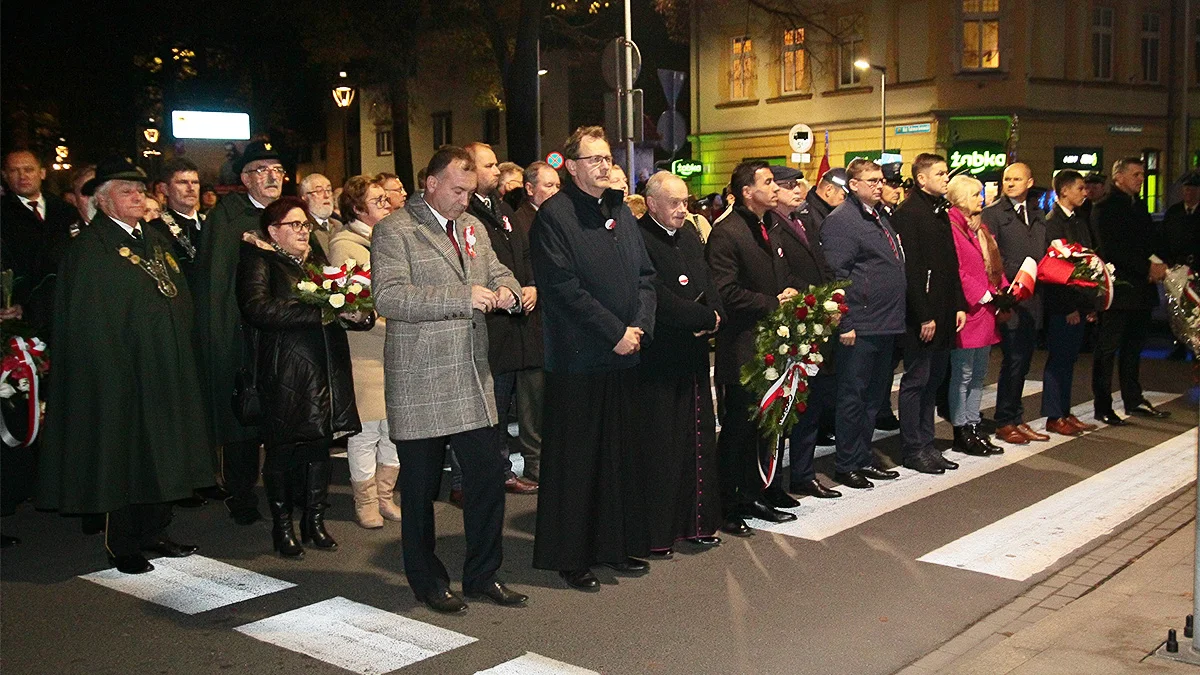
990, 293, 1019, 312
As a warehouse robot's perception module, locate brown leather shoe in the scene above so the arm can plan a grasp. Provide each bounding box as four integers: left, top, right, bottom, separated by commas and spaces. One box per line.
995, 424, 1030, 444
1016, 423, 1050, 441
1045, 418, 1082, 437
505, 476, 539, 494
1065, 415, 1097, 432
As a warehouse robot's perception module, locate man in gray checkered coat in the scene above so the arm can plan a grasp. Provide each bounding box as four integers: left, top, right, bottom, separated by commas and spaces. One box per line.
371, 145, 527, 614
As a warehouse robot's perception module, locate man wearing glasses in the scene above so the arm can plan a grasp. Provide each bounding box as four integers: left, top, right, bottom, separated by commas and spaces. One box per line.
530, 126, 657, 591
298, 173, 340, 255
193, 140, 285, 527
375, 172, 408, 211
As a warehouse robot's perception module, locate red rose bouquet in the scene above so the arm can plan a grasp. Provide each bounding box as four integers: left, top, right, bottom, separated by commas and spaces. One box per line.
1036, 239, 1117, 310
0, 330, 49, 448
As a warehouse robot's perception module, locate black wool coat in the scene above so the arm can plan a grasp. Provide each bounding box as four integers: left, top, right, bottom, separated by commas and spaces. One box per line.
706, 205, 789, 385
1091, 189, 1162, 311
637, 214, 723, 375
236, 242, 370, 450
468, 193, 543, 373
0, 191, 74, 336
1161, 201, 1200, 267
891, 189, 967, 350
1044, 204, 1100, 315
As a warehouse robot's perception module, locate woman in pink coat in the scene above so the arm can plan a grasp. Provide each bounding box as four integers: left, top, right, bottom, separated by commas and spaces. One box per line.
947, 175, 1011, 456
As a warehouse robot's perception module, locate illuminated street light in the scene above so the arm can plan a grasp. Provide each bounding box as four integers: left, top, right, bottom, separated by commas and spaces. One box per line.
855, 60, 888, 160
332, 86, 355, 108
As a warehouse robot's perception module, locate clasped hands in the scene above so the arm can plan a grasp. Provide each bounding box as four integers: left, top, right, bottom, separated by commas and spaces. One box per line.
471, 285, 519, 313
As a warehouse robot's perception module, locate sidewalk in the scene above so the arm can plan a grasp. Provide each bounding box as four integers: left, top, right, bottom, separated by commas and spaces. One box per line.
900, 490, 1199, 674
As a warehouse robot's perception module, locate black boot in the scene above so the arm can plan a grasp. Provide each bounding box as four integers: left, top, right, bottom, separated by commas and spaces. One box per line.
968, 424, 1004, 454
953, 426, 990, 456
299, 461, 338, 550
264, 470, 303, 559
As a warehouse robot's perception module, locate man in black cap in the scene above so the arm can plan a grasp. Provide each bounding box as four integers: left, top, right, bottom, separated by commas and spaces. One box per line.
1077, 172, 1107, 225
38, 157, 211, 574
769, 164, 841, 499
192, 140, 283, 525
880, 162, 905, 218
1163, 171, 1200, 269
799, 167, 848, 232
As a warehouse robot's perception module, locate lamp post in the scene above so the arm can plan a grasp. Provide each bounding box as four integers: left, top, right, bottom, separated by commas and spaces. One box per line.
855, 60, 887, 160
332, 71, 356, 182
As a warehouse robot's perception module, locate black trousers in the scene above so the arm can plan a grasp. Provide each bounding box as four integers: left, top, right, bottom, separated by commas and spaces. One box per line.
835, 334, 896, 473
717, 383, 765, 515
105, 503, 173, 557
899, 345, 950, 459
221, 438, 262, 513
0, 440, 37, 516
996, 307, 1037, 426
1092, 308, 1151, 415
786, 373, 836, 483
1042, 313, 1087, 419
395, 426, 505, 599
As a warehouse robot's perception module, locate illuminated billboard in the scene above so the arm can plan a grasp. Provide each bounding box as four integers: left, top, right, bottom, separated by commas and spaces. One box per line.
171, 111, 251, 140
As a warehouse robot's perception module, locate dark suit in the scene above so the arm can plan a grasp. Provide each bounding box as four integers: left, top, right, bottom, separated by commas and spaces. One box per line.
467, 193, 543, 480
1161, 201, 1200, 268
1091, 189, 1162, 415
1041, 204, 1097, 420
706, 205, 788, 515
891, 189, 966, 458
773, 208, 838, 483
982, 197, 1047, 426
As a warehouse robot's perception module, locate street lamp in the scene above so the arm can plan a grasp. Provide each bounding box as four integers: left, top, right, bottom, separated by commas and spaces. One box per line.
855, 60, 887, 160
332, 71, 356, 180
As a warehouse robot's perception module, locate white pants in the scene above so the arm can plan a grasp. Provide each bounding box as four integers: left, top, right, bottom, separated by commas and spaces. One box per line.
347, 419, 400, 483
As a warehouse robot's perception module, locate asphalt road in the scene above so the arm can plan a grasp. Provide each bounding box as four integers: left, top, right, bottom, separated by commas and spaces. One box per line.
1, 348, 1196, 675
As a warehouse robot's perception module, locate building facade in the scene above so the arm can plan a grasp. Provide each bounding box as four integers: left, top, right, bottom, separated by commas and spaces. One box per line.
688, 0, 1198, 213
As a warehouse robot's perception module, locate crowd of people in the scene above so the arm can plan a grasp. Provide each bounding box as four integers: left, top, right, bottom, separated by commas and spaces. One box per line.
1, 124, 1197, 615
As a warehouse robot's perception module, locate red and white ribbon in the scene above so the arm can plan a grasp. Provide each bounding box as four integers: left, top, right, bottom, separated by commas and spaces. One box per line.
0, 337, 45, 448
755, 359, 818, 486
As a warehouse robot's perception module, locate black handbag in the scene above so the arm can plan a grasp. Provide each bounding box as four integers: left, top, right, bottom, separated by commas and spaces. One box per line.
231, 328, 262, 426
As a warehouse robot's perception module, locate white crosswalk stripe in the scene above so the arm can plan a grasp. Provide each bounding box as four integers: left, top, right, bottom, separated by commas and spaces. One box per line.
234, 596, 476, 675
80, 555, 295, 614
749, 391, 1179, 541
917, 428, 1197, 580
475, 652, 599, 674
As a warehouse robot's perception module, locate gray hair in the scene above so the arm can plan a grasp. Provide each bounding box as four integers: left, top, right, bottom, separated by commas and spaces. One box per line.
945, 174, 983, 211
523, 161, 553, 187
644, 170, 684, 198
298, 172, 330, 195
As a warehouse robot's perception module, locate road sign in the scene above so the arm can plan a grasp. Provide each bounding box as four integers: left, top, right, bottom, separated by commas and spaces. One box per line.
545, 152, 564, 169
788, 124, 814, 154
657, 110, 687, 154
604, 90, 644, 143
658, 69, 686, 107
601, 38, 642, 91
895, 123, 932, 136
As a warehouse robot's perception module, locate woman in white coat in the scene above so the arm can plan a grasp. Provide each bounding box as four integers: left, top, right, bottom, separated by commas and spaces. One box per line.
329, 176, 399, 528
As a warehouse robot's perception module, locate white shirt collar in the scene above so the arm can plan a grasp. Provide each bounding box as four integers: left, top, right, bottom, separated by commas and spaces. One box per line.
1059, 204, 1074, 218
651, 215, 676, 236
171, 207, 200, 221
106, 213, 141, 238
423, 199, 452, 232
248, 194, 267, 210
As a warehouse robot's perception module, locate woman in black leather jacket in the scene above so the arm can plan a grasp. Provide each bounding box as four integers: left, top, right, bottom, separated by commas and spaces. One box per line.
236, 196, 373, 558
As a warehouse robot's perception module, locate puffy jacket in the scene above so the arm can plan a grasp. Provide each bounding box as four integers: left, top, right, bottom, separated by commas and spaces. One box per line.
236, 241, 371, 450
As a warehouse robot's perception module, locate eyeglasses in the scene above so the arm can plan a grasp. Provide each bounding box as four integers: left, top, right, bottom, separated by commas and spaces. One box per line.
245, 166, 287, 178
368, 196, 391, 208
573, 154, 614, 167
277, 220, 314, 233
384, 187, 406, 196
305, 187, 334, 196
857, 177, 884, 186
776, 180, 799, 190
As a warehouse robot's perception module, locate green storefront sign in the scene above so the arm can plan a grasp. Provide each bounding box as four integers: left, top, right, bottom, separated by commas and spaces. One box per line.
843, 149, 901, 165
948, 141, 1008, 181
671, 159, 703, 178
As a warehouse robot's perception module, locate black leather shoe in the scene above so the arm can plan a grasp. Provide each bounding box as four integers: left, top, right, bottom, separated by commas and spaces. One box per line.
647, 549, 674, 560
721, 517, 752, 537
174, 495, 208, 508
195, 485, 230, 501
875, 413, 900, 431
465, 580, 528, 606
953, 426, 991, 456
421, 588, 468, 614
688, 536, 722, 547
931, 452, 959, 470
816, 433, 837, 446
834, 471, 874, 489
790, 478, 841, 499
109, 553, 154, 574
559, 568, 600, 591
968, 424, 1003, 453
744, 500, 797, 522
1126, 402, 1170, 419
1, 534, 19, 548
903, 453, 945, 474
229, 507, 263, 526
143, 538, 198, 558
601, 557, 649, 574
859, 466, 900, 480
763, 488, 801, 509
1096, 411, 1128, 426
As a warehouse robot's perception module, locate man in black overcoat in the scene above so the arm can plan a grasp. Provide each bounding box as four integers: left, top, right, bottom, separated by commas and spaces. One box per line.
637, 172, 725, 555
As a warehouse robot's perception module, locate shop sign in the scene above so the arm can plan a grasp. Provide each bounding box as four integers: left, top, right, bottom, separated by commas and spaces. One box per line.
1054, 147, 1103, 171
671, 159, 703, 178
948, 141, 1007, 180
895, 123, 932, 136
843, 149, 901, 165
1108, 124, 1143, 135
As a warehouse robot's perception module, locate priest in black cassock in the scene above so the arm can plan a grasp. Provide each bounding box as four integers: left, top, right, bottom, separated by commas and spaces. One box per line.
637, 172, 725, 557
37, 157, 212, 574
530, 126, 657, 591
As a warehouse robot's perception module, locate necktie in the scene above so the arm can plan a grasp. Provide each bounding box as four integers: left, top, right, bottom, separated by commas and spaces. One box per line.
1015, 203, 1027, 225
871, 211, 899, 260
131, 227, 143, 241
27, 201, 42, 221
760, 222, 770, 243
445, 220, 462, 265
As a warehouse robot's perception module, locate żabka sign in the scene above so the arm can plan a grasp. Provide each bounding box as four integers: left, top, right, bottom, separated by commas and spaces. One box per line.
949, 141, 1007, 181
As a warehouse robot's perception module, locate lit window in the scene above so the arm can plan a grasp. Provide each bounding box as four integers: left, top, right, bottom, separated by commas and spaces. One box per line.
730, 36, 754, 100
781, 28, 808, 94
962, 0, 1000, 69
1141, 13, 1160, 83
838, 17, 864, 87
1092, 7, 1114, 80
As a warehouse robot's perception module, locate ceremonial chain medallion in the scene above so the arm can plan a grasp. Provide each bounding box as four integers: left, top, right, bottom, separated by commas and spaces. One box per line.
118, 245, 179, 298
160, 211, 197, 260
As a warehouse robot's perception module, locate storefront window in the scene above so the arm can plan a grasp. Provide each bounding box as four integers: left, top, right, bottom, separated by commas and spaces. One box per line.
1092, 7, 1114, 80
962, 0, 1000, 70
781, 28, 808, 94
1141, 13, 1160, 83
730, 36, 754, 100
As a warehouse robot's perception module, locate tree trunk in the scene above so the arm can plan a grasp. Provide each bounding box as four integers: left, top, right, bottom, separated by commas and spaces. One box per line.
389, 76, 415, 191
503, 0, 543, 166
